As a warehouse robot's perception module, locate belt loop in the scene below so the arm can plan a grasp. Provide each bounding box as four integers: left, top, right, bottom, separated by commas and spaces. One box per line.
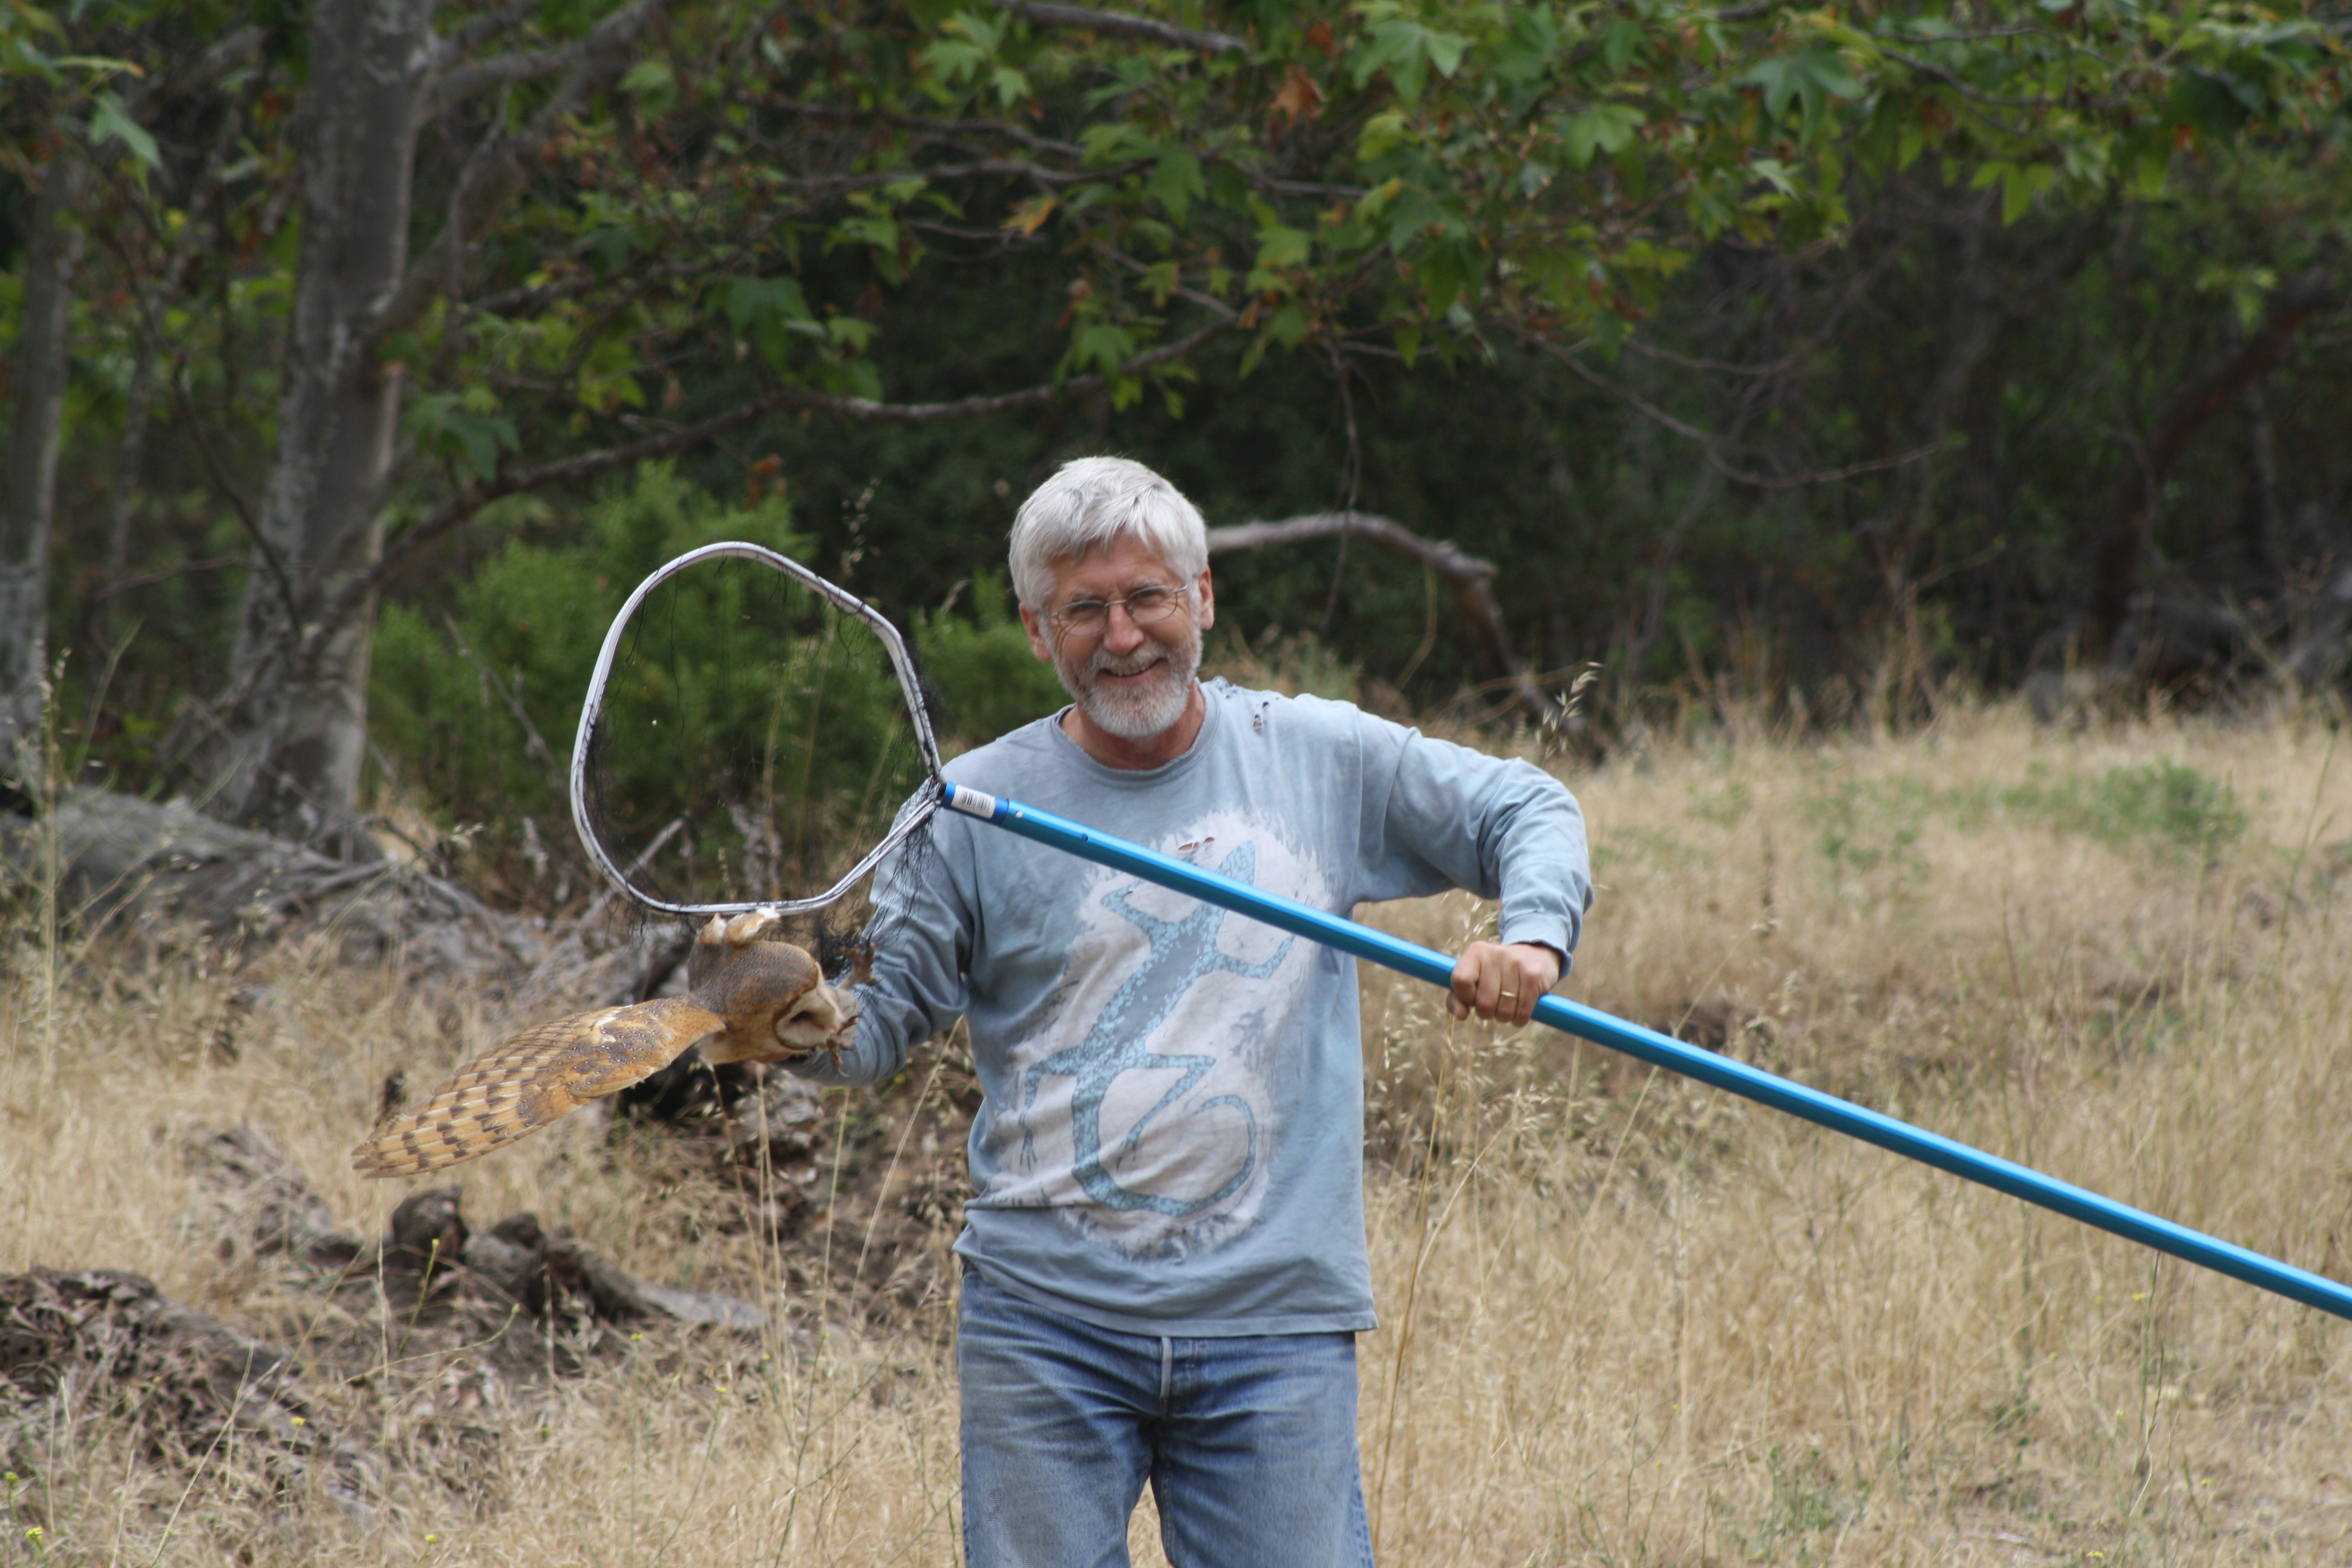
1158, 1336, 1174, 1411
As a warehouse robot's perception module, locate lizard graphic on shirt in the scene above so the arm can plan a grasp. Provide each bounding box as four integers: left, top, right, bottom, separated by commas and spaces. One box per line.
1019, 840, 1295, 1217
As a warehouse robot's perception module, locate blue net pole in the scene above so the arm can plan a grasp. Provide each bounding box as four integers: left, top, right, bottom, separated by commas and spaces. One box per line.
940, 780, 2352, 1322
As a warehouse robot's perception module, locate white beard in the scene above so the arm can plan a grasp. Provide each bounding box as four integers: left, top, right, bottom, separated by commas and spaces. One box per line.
1062, 627, 1201, 741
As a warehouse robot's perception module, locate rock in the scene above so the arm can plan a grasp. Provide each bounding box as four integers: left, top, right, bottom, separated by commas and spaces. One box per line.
378, 1187, 468, 1312
460, 1214, 552, 1318
180, 1124, 365, 1273
0, 787, 544, 980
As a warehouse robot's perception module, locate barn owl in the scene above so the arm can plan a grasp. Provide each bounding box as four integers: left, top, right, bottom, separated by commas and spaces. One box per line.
352, 912, 855, 1178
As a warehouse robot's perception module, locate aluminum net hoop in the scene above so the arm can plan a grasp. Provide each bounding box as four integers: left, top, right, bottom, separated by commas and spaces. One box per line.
568, 540, 946, 918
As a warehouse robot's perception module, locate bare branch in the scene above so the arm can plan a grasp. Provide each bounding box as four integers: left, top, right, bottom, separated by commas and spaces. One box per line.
1209, 512, 1494, 581
1206, 512, 1576, 736
1533, 337, 1950, 490
82, 97, 302, 644
1878, 48, 2055, 114
759, 157, 1137, 195
425, 47, 580, 119
760, 99, 1087, 160
89, 557, 243, 603
1252, 175, 1369, 199
426, 0, 606, 119
1876, 25, 2049, 44
996, 0, 1247, 54
165, 363, 300, 635
332, 396, 806, 638
442, 612, 567, 798
462, 150, 1001, 339
120, 24, 263, 114
465, 211, 809, 320
379, 0, 670, 338
765, 312, 1235, 420
443, 0, 542, 59
1619, 338, 1818, 379
2085, 266, 2341, 660
302, 315, 1242, 653
1095, 243, 1242, 319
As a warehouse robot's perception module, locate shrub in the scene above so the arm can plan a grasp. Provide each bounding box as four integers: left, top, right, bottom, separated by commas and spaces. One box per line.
2001, 759, 2247, 861
371, 465, 1060, 903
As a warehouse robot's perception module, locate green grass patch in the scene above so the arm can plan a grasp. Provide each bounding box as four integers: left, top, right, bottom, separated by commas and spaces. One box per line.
1993, 759, 2246, 860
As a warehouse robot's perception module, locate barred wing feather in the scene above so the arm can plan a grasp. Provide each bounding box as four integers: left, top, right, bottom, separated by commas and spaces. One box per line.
351, 997, 727, 1177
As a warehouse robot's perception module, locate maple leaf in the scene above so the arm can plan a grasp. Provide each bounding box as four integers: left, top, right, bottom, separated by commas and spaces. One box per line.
1270, 67, 1324, 128
1003, 193, 1058, 236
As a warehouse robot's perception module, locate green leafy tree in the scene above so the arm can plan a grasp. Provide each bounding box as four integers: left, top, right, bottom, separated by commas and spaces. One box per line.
18, 0, 2345, 842
0, 0, 158, 790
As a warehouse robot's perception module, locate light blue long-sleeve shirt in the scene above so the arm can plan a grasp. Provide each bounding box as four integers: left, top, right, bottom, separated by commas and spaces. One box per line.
794, 680, 1592, 1336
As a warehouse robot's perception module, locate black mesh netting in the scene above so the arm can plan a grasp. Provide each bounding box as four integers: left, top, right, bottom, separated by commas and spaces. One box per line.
574, 551, 941, 958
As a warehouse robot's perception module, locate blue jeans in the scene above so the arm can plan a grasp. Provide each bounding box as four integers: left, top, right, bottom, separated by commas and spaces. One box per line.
957, 1268, 1376, 1568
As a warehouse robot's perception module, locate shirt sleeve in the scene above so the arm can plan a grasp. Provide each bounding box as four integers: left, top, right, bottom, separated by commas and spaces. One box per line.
1352, 717, 1593, 966
786, 803, 974, 1086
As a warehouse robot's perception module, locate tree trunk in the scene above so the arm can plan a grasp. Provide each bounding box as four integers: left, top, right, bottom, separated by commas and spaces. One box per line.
2233, 354, 2281, 582
0, 153, 87, 792
94, 340, 160, 653
1910, 207, 2105, 542
211, 0, 434, 855
2082, 269, 2338, 666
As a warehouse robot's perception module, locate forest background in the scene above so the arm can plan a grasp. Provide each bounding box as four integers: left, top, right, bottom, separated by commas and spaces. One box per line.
4, 5, 2352, 1562
0, 0, 2348, 879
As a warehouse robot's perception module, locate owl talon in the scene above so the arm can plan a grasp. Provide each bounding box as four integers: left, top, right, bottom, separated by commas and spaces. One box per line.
714, 909, 782, 947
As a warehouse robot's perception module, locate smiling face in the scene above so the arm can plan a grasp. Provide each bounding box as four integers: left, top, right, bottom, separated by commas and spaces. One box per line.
1019, 532, 1216, 745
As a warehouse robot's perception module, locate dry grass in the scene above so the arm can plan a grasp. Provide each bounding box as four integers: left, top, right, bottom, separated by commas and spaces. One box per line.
5, 697, 2350, 1565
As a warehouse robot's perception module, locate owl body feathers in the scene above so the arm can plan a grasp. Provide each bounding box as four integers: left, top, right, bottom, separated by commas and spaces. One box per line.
353, 913, 854, 1178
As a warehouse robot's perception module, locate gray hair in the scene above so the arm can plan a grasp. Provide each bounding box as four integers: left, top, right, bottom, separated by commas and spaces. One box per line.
1007, 457, 1208, 609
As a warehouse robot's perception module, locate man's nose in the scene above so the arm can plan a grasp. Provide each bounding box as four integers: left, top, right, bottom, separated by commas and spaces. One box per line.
1100, 601, 1149, 652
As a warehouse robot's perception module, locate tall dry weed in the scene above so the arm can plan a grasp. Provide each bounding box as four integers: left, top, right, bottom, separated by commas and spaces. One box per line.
4, 701, 2348, 1564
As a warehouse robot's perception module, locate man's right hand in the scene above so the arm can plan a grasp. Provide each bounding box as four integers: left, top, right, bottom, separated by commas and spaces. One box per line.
1448, 941, 1562, 1027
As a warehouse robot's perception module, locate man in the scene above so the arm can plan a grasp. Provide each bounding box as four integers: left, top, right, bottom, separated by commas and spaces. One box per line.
792, 457, 1590, 1567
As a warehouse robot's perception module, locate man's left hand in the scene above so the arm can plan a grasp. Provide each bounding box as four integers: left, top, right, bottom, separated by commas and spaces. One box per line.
1448, 941, 1563, 1027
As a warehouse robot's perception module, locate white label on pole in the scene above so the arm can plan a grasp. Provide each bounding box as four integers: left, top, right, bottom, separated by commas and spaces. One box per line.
946, 786, 999, 820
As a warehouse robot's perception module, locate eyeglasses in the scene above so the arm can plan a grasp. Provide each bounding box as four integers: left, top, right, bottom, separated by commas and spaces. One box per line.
1045, 584, 1188, 640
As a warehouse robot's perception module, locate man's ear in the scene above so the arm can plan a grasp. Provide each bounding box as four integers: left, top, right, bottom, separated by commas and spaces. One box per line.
1193, 567, 1215, 633
1018, 602, 1054, 663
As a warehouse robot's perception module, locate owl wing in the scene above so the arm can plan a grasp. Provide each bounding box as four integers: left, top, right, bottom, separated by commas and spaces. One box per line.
351, 996, 728, 1178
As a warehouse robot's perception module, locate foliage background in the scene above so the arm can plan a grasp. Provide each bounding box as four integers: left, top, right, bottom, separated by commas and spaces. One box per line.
1, 0, 2348, 861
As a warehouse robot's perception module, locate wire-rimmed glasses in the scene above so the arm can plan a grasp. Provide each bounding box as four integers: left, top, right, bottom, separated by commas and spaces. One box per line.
1044, 583, 1189, 641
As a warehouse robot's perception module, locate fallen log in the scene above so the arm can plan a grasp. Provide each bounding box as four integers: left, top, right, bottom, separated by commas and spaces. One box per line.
182, 1124, 769, 1334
